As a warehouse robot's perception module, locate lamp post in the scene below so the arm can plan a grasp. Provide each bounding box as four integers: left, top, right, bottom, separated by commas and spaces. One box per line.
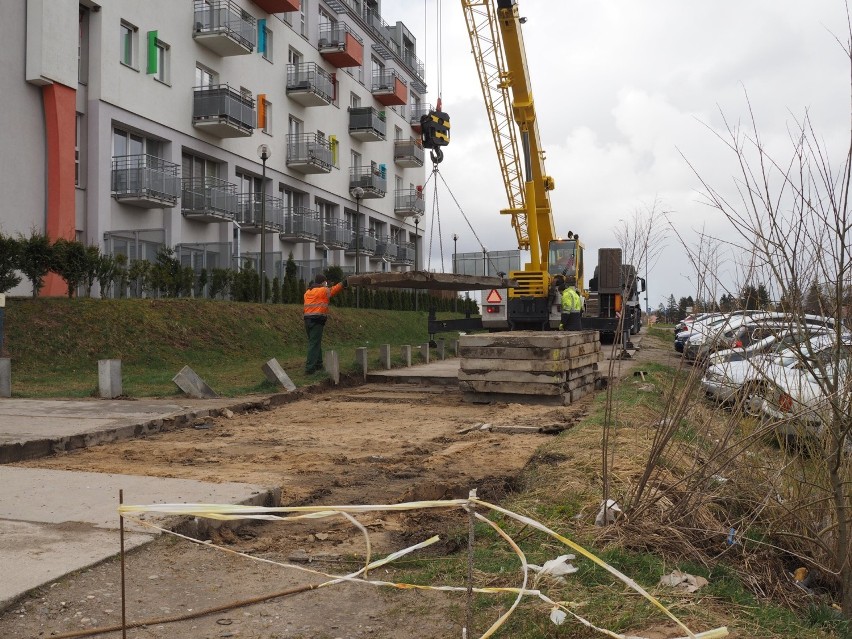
413, 213, 422, 311
452, 233, 458, 274
350, 186, 364, 309
257, 144, 271, 304
482, 246, 488, 276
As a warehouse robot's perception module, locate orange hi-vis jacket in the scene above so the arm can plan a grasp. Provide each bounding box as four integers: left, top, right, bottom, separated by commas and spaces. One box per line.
303, 282, 344, 318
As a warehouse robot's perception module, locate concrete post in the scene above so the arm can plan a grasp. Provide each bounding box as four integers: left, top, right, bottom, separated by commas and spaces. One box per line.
261, 358, 297, 392
452, 339, 459, 357
379, 344, 392, 370
419, 343, 430, 364
355, 347, 368, 380
0, 358, 10, 398
436, 339, 446, 361
401, 345, 412, 367
172, 365, 219, 399
98, 359, 122, 399
325, 350, 340, 385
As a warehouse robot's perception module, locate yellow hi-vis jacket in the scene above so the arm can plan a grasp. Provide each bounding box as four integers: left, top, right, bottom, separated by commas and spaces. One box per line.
304, 282, 344, 318
561, 286, 582, 312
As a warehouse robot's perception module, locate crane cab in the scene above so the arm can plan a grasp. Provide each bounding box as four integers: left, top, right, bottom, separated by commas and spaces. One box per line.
547, 235, 585, 297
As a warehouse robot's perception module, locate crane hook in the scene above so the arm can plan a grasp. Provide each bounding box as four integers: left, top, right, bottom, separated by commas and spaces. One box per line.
430, 148, 444, 164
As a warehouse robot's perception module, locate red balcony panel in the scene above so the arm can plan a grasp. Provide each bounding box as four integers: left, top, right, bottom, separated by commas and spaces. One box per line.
320, 33, 364, 68
374, 77, 407, 107
252, 0, 299, 13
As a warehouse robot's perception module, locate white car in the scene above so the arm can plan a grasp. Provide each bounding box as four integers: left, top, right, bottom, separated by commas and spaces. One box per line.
706, 322, 834, 367
684, 312, 771, 362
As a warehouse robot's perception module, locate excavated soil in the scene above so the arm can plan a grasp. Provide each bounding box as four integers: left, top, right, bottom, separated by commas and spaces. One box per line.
0, 342, 666, 639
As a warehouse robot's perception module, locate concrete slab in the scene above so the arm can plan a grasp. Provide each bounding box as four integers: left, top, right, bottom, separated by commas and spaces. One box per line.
0, 466, 276, 609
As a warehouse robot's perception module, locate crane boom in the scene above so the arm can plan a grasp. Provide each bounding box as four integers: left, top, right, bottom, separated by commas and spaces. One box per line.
462, 0, 557, 264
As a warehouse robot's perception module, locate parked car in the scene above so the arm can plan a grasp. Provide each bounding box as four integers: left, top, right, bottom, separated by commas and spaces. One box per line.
675, 313, 721, 336
683, 313, 767, 362
701, 333, 845, 416
706, 319, 836, 367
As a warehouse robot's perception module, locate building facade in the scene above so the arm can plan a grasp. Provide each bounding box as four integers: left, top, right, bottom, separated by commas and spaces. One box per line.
3, 0, 430, 295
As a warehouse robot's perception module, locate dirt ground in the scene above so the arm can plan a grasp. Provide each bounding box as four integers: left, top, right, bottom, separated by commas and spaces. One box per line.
0, 337, 671, 639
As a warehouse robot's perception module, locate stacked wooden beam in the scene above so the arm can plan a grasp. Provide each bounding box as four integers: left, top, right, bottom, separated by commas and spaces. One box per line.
458, 331, 601, 405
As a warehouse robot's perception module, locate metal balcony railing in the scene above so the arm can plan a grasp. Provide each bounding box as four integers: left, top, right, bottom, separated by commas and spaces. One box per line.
393, 139, 424, 166
394, 242, 415, 264
401, 50, 425, 81
181, 176, 238, 221
374, 236, 399, 259
321, 218, 349, 248
280, 207, 322, 241
409, 103, 432, 128
318, 21, 363, 50
371, 68, 406, 93
349, 165, 387, 197
348, 106, 386, 139
286, 133, 334, 171
192, 84, 256, 134
346, 231, 377, 254
111, 154, 180, 206
286, 63, 336, 104
192, 0, 256, 52
236, 193, 284, 232
394, 188, 425, 215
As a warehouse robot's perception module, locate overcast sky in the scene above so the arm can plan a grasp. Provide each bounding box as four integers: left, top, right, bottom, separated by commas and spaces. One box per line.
380, 0, 852, 309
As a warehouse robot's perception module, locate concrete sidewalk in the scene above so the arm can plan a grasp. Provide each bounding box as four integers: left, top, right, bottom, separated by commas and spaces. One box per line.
0, 397, 281, 611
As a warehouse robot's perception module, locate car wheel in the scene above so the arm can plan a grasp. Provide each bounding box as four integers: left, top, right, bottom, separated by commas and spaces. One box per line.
738, 382, 764, 418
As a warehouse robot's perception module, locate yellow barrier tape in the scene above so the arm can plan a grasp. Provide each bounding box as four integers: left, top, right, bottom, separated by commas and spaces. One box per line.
119, 499, 728, 639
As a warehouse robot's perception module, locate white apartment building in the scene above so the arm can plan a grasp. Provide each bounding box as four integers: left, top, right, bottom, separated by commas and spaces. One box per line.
3, 0, 430, 296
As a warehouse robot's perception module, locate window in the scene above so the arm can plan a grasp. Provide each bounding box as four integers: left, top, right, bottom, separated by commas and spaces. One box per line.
75, 113, 82, 186
288, 116, 303, 140
182, 152, 219, 181
236, 171, 263, 197
120, 21, 138, 68
262, 25, 273, 62
195, 64, 215, 87
288, 48, 302, 66
394, 125, 402, 141
351, 149, 361, 171
79, 7, 90, 84
113, 128, 163, 159
299, 0, 307, 37
155, 40, 170, 84
262, 98, 272, 134
350, 92, 361, 109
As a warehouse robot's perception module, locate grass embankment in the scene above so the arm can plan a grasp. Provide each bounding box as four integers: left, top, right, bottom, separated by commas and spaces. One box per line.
2, 297, 451, 397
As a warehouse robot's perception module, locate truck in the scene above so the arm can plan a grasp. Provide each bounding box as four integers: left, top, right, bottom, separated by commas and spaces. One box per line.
587, 248, 646, 342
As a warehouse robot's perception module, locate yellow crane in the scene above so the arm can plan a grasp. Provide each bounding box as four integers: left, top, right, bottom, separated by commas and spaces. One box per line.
463, 0, 587, 329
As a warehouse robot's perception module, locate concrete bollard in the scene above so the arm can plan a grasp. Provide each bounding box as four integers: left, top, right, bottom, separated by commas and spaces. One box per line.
379, 344, 392, 370
436, 339, 446, 361
401, 345, 412, 367
261, 358, 297, 392
172, 365, 219, 399
325, 350, 340, 385
355, 347, 369, 380
98, 359, 122, 399
0, 358, 10, 398
452, 339, 460, 357
419, 343, 430, 364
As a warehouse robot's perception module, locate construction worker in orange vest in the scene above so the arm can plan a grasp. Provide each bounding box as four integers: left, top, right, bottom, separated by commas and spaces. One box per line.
303, 273, 347, 374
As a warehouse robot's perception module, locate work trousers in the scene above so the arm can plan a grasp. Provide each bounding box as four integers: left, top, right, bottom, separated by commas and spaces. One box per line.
561, 312, 582, 331
304, 316, 327, 372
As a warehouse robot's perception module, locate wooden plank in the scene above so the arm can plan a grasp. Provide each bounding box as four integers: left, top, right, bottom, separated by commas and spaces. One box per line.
458, 369, 566, 384
459, 380, 565, 396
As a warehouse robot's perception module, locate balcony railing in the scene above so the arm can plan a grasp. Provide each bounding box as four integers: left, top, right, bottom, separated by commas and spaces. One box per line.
345, 231, 377, 256
371, 68, 407, 106
318, 22, 364, 68
192, 0, 256, 56
401, 50, 425, 82
393, 139, 424, 168
320, 218, 349, 249
373, 236, 399, 260
181, 176, 238, 222
394, 188, 425, 218
192, 84, 255, 137
236, 193, 284, 233
392, 241, 415, 265
286, 62, 336, 107
286, 133, 334, 174
111, 154, 180, 208
348, 106, 386, 142
409, 103, 432, 132
349, 165, 387, 198
280, 207, 322, 242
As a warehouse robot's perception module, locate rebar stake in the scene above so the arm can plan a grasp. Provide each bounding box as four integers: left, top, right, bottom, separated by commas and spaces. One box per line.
464, 489, 477, 638
119, 489, 127, 639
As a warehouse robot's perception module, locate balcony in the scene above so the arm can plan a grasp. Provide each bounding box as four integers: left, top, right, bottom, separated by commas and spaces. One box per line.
251, 0, 299, 12
345, 231, 376, 257
372, 236, 399, 261
394, 188, 425, 219
286, 63, 336, 107
280, 207, 322, 242
348, 106, 386, 142
393, 139, 424, 168
319, 22, 364, 68
236, 193, 284, 233
349, 166, 387, 199
192, 0, 256, 56
182, 176, 238, 223
409, 103, 432, 133
111, 155, 180, 208
287, 133, 334, 174
392, 242, 415, 266
193, 84, 255, 137
319, 218, 349, 249
401, 50, 425, 84
371, 69, 407, 107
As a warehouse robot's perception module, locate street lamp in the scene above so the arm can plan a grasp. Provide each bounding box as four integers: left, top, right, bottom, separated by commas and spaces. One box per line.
482, 246, 488, 276
350, 186, 364, 309
452, 233, 458, 274
257, 144, 271, 303
413, 213, 422, 311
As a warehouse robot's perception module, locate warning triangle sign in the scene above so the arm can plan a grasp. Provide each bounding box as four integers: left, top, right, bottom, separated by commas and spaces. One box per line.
486, 289, 503, 303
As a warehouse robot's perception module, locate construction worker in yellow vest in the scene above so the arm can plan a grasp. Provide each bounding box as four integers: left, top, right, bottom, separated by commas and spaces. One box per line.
560, 281, 583, 330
